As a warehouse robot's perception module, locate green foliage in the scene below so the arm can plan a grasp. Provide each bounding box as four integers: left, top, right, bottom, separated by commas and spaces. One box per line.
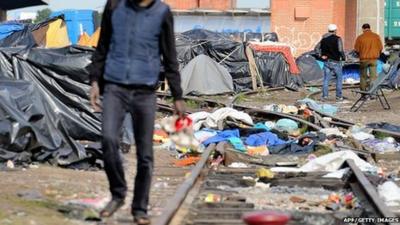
35, 8, 52, 23
185, 99, 199, 109
235, 93, 246, 103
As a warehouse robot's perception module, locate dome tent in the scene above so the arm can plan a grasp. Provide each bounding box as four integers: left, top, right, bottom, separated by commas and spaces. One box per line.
181, 54, 234, 96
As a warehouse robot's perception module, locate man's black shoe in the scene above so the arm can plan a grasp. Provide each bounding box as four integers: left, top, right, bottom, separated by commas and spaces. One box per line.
100, 199, 124, 218
134, 216, 151, 225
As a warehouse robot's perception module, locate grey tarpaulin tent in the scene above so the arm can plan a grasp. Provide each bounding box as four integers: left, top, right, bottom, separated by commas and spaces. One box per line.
181, 54, 234, 96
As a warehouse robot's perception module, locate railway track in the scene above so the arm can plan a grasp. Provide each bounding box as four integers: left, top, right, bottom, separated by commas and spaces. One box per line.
154, 92, 398, 225
152, 147, 396, 225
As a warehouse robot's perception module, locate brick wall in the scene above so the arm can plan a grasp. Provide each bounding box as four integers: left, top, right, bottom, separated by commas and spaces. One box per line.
163, 0, 234, 10
271, 0, 355, 56
199, 0, 234, 10
163, 0, 199, 10
345, 0, 357, 50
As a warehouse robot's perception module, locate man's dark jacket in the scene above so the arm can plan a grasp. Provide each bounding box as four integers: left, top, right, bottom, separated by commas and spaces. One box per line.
88, 0, 182, 100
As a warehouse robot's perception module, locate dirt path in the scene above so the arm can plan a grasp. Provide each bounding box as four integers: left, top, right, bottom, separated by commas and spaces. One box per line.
0, 149, 185, 225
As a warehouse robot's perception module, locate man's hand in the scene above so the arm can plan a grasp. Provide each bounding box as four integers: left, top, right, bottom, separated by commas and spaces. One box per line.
90, 81, 101, 112
321, 55, 328, 60
173, 100, 186, 118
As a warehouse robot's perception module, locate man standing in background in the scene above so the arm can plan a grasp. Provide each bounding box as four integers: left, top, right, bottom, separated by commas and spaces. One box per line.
315, 24, 346, 101
354, 23, 383, 91
89, 0, 185, 224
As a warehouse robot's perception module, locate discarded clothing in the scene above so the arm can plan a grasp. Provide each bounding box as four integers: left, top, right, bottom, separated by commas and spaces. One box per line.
268, 133, 323, 155
245, 132, 286, 147
275, 119, 299, 134
237, 127, 268, 137
264, 104, 298, 114
190, 108, 253, 131
320, 128, 347, 138
203, 129, 240, 146
271, 150, 376, 173
367, 122, 400, 133
297, 98, 338, 116
361, 139, 400, 153
378, 181, 400, 207
247, 145, 269, 156
253, 122, 271, 131
188, 111, 211, 131
227, 137, 246, 152
351, 132, 375, 141
194, 129, 218, 143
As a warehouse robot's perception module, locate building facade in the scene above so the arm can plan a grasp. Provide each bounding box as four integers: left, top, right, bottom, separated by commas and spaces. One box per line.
164, 0, 384, 56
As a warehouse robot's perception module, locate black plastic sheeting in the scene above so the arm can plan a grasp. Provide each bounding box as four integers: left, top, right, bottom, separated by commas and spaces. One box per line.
176, 29, 295, 91
253, 51, 300, 89
0, 46, 133, 168
0, 16, 63, 48
296, 52, 324, 85
176, 31, 251, 91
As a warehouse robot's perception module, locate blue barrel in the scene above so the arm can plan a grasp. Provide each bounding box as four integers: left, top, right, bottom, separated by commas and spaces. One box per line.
51, 10, 95, 44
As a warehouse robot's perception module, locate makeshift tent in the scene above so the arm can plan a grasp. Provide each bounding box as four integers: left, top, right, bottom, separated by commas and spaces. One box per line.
176, 29, 301, 90
181, 55, 234, 95
176, 30, 251, 91
296, 52, 324, 84
45, 19, 70, 48
0, 46, 132, 168
249, 42, 300, 88
78, 28, 100, 48
0, 17, 70, 48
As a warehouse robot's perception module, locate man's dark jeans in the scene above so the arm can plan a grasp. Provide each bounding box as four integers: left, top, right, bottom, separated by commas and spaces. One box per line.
102, 83, 156, 217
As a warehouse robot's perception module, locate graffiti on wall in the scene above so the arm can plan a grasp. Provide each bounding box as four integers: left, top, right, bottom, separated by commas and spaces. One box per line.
174, 15, 271, 34
275, 26, 322, 56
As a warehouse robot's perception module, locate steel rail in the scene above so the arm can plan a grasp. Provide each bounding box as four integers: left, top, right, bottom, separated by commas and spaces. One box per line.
155, 144, 216, 225
343, 159, 397, 224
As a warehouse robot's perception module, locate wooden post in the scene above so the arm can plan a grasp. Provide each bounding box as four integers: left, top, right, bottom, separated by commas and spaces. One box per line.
0, 9, 6, 22
245, 45, 264, 90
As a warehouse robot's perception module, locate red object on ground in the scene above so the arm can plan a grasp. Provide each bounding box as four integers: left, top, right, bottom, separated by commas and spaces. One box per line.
242, 211, 291, 225
250, 43, 300, 74
174, 116, 193, 132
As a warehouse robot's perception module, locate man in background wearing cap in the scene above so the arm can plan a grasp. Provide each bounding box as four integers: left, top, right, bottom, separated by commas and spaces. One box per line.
315, 24, 346, 101
354, 23, 383, 91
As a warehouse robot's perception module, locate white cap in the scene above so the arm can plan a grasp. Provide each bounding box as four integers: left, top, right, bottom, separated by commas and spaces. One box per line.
328, 24, 337, 32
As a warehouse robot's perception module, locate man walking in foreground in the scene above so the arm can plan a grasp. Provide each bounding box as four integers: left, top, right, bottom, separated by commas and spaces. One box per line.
89, 0, 185, 224
316, 24, 346, 101
354, 23, 383, 91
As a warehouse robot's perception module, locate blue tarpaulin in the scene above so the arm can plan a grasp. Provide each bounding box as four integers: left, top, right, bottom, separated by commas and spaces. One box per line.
0, 23, 24, 40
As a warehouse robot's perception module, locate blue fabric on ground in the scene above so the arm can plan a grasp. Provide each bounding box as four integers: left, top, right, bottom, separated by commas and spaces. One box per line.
275, 119, 298, 133
203, 129, 240, 146
297, 98, 338, 116
227, 137, 246, 152
342, 61, 383, 82
253, 122, 271, 131
245, 132, 286, 147
316, 60, 324, 69
343, 64, 360, 81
